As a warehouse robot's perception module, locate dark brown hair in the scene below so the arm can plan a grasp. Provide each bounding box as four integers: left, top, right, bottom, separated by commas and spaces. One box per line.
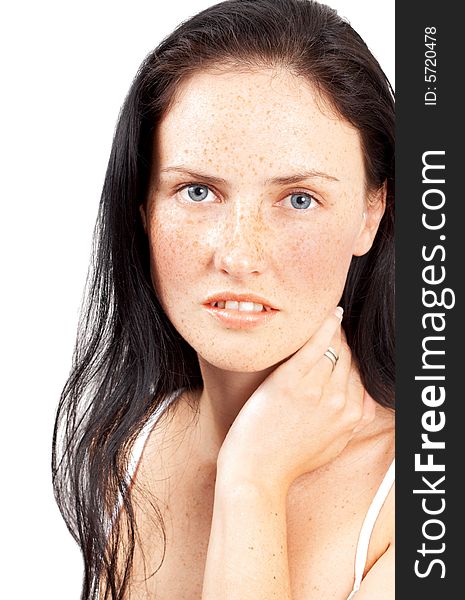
52, 1, 394, 598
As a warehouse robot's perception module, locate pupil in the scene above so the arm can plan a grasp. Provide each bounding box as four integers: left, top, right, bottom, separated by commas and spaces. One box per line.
189, 185, 208, 201
291, 193, 311, 209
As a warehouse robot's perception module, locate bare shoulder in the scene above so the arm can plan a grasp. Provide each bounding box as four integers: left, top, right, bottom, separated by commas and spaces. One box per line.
344, 403, 395, 569
111, 389, 212, 599
286, 403, 395, 596
99, 390, 204, 599
133, 389, 206, 495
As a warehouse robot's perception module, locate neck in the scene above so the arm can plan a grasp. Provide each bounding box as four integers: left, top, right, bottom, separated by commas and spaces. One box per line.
192, 355, 281, 463
179, 358, 394, 474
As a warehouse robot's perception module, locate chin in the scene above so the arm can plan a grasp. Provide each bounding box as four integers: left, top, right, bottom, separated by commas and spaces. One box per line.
197, 346, 295, 373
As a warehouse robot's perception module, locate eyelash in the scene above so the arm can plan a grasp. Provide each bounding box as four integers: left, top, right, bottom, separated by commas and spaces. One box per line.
175, 182, 322, 210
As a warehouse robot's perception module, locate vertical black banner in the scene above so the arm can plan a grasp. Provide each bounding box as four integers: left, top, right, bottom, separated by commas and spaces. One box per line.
396, 1, 463, 597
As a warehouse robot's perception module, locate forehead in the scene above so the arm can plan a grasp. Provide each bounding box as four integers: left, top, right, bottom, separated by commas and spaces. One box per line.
155, 68, 364, 183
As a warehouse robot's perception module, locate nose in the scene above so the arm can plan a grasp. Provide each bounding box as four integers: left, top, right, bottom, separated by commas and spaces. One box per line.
213, 202, 268, 279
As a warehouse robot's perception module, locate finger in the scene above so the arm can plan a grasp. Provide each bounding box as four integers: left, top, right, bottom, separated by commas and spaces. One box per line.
321, 342, 341, 376
284, 306, 344, 377
310, 323, 350, 382
306, 326, 343, 383
306, 334, 351, 391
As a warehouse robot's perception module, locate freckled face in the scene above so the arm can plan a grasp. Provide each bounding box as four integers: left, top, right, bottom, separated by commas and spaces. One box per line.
143, 68, 379, 371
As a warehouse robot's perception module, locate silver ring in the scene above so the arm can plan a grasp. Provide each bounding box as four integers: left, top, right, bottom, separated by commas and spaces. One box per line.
323, 346, 339, 371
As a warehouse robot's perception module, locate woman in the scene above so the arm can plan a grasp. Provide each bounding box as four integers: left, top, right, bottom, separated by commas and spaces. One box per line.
52, 0, 395, 598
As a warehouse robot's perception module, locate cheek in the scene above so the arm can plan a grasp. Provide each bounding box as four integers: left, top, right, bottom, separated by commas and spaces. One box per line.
149, 201, 360, 317
148, 210, 208, 301
284, 224, 355, 293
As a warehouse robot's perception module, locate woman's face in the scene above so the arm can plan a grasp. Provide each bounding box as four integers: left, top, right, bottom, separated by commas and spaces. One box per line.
142, 67, 385, 371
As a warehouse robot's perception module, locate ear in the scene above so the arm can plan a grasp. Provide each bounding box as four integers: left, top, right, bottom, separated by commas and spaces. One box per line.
139, 203, 147, 233
352, 182, 387, 257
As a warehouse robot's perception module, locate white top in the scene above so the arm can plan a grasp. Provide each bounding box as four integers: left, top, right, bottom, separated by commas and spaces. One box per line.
346, 458, 395, 599
125, 391, 180, 484
113, 392, 395, 599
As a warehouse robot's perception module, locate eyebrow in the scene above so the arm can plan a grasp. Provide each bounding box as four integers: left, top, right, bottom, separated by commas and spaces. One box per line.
159, 165, 340, 185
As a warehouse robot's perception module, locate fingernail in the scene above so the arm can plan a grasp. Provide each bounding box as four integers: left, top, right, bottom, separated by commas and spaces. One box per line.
334, 306, 344, 320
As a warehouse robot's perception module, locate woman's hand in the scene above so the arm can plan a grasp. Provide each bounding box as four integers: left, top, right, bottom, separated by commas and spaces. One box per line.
216, 306, 377, 495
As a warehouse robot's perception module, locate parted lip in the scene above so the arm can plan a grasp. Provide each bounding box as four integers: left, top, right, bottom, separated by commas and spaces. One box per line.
203, 291, 279, 310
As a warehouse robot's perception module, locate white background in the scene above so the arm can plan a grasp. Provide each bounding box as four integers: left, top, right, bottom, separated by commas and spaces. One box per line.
0, 1, 393, 597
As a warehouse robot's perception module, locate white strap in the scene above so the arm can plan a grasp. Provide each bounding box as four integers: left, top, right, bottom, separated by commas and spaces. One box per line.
125, 401, 168, 484
347, 458, 395, 598
125, 389, 183, 485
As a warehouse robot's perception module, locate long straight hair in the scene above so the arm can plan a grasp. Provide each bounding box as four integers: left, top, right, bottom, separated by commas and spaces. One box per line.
52, 1, 395, 598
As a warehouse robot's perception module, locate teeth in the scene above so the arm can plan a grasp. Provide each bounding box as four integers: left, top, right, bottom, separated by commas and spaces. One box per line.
210, 300, 267, 312
225, 300, 239, 310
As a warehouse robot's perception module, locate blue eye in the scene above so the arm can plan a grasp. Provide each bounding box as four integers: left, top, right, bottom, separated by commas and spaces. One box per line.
289, 192, 315, 210
187, 184, 210, 202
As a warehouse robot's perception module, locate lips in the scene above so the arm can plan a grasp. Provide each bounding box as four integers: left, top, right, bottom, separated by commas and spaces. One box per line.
202, 292, 279, 330
209, 300, 268, 312
203, 292, 278, 312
